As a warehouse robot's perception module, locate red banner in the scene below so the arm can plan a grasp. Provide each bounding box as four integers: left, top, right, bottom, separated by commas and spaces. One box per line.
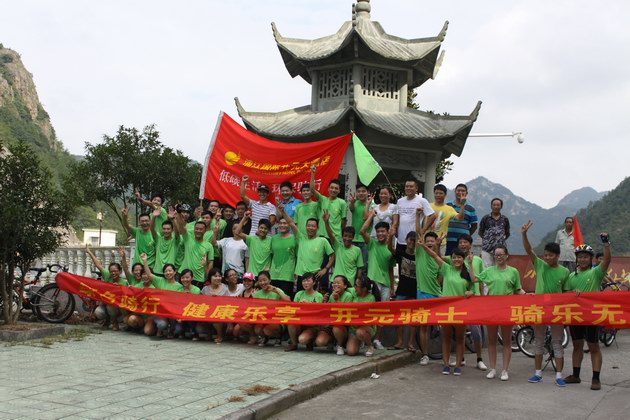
57, 273, 630, 327
199, 113, 351, 205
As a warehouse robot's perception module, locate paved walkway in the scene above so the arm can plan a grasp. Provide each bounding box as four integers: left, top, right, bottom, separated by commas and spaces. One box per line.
277, 330, 630, 420
0, 326, 397, 419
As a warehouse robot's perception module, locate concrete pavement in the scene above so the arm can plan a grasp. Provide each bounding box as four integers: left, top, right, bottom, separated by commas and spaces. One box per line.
275, 330, 630, 420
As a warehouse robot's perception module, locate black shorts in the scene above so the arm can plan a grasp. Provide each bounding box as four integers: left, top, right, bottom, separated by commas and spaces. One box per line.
569, 325, 599, 344
271, 280, 294, 298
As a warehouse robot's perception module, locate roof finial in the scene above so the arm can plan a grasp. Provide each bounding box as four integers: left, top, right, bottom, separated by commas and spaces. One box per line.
355, 0, 371, 20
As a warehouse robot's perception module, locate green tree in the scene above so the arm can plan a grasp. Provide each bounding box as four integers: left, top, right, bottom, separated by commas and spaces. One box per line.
407, 89, 454, 183
65, 125, 202, 231
0, 141, 75, 324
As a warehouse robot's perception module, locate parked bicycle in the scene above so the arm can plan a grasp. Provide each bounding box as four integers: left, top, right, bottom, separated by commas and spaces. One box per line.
20, 264, 76, 323
597, 279, 630, 347
426, 325, 476, 360
498, 324, 522, 352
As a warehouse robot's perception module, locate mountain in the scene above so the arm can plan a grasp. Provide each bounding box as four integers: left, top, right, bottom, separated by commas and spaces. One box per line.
450, 177, 606, 254
0, 44, 125, 243
0, 44, 74, 183
535, 177, 630, 255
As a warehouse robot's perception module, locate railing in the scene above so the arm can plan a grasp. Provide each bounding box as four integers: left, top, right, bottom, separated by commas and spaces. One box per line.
32, 243, 134, 284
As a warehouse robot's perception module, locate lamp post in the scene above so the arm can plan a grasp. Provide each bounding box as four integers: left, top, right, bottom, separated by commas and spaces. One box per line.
469, 132, 525, 143
96, 212, 104, 246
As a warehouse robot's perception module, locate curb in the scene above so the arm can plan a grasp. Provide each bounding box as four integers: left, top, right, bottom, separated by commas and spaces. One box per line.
220, 350, 416, 420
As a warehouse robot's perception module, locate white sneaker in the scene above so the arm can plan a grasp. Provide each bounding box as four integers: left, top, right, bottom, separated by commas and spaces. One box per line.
419, 355, 429, 366
373, 340, 385, 350
500, 370, 509, 381
450, 359, 466, 367
486, 369, 496, 379
336, 345, 345, 356
477, 360, 488, 371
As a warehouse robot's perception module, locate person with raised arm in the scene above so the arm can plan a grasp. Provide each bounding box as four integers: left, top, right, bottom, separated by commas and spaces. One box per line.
122, 206, 155, 266
293, 168, 322, 238
563, 233, 612, 391
309, 165, 347, 242
172, 210, 214, 289
476, 245, 525, 381
348, 183, 371, 271
418, 235, 475, 376
239, 175, 276, 234
141, 253, 183, 337
85, 244, 128, 331
233, 211, 272, 278
150, 206, 180, 276
135, 190, 167, 233
360, 210, 395, 350
522, 220, 569, 387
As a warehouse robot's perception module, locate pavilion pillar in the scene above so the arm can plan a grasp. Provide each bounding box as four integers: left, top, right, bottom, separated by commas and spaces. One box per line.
424, 152, 439, 200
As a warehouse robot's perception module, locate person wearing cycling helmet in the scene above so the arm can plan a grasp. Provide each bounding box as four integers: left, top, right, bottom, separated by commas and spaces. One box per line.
563, 234, 611, 391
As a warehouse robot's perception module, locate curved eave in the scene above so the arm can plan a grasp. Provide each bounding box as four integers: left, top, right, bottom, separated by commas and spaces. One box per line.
272, 20, 447, 84
355, 101, 482, 157
235, 97, 351, 139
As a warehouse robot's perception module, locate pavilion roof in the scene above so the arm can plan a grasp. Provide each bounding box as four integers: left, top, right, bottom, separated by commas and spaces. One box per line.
272, 19, 448, 88
234, 98, 481, 157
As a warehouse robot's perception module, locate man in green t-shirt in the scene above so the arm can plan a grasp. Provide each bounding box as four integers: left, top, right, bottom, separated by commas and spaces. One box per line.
174, 215, 214, 288
349, 183, 371, 274
309, 165, 347, 241
269, 204, 298, 297
563, 234, 611, 391
324, 210, 363, 285
122, 207, 155, 266
523, 220, 569, 387
135, 190, 167, 235
360, 211, 395, 350
150, 207, 180, 276
284, 207, 335, 293
293, 182, 322, 238
234, 213, 272, 277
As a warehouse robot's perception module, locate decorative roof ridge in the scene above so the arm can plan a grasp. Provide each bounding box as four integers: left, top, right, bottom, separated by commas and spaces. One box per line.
235, 97, 319, 118
356, 19, 449, 45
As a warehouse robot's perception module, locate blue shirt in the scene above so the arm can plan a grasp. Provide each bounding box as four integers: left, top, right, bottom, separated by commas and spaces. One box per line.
445, 201, 478, 243
281, 196, 302, 219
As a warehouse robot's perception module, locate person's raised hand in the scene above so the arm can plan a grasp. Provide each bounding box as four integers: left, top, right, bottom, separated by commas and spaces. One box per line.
152, 207, 161, 217
522, 220, 533, 234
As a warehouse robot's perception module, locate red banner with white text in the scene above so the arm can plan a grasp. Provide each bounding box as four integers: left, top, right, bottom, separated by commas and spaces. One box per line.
56, 273, 630, 327
199, 113, 351, 205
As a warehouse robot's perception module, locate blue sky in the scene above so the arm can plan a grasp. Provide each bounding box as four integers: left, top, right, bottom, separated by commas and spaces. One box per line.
2, 0, 629, 207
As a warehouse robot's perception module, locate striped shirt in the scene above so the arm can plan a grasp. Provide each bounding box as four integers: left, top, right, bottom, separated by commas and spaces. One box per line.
249, 201, 276, 234
445, 201, 478, 243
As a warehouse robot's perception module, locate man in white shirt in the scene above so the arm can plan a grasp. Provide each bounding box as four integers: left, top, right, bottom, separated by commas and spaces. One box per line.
395, 179, 435, 254
555, 217, 576, 272
239, 176, 277, 234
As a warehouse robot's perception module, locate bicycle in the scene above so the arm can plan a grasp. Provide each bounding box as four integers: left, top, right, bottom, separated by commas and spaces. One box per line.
516, 325, 569, 371
21, 264, 76, 323
597, 279, 630, 347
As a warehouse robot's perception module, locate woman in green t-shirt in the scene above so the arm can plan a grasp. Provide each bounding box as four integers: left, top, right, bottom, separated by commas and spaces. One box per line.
314, 275, 354, 355
142, 255, 183, 338
420, 239, 475, 376
86, 244, 128, 331
173, 269, 203, 340
247, 271, 290, 346
346, 278, 379, 357
286, 273, 324, 352
475, 245, 525, 381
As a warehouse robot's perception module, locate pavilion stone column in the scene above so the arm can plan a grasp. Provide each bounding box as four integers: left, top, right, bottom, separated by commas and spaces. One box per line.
424, 152, 440, 200
340, 142, 358, 220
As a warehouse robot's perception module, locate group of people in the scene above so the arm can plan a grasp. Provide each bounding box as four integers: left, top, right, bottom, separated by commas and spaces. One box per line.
85, 164, 618, 390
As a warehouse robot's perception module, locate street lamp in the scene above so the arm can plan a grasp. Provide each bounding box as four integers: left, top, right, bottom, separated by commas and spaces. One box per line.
96, 212, 104, 246
469, 132, 525, 143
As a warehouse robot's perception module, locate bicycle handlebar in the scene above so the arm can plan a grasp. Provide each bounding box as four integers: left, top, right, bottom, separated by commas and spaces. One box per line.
47, 264, 65, 273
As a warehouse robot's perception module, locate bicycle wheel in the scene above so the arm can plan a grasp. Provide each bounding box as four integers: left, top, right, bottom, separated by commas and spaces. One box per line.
464, 330, 475, 353
601, 329, 616, 347
33, 283, 75, 323
562, 327, 569, 348
511, 325, 521, 352
427, 326, 443, 360
516, 326, 536, 358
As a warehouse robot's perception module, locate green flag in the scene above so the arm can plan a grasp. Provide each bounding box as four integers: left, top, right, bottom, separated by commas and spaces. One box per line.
352, 133, 381, 185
